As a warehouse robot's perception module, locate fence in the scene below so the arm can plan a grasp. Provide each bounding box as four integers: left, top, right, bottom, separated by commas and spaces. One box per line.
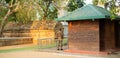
37, 38, 68, 49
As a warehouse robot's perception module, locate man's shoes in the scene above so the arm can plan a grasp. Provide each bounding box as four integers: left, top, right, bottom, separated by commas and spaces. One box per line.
61, 49, 63, 50
57, 49, 59, 50
57, 48, 63, 50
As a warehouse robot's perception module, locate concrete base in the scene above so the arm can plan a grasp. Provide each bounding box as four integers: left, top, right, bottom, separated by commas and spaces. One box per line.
64, 49, 120, 55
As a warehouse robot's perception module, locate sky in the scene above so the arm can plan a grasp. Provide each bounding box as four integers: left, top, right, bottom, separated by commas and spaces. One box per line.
84, 0, 120, 6
84, 0, 93, 4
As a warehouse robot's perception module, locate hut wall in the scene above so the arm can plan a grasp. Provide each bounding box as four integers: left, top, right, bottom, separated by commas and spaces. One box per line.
100, 20, 115, 50
68, 20, 100, 52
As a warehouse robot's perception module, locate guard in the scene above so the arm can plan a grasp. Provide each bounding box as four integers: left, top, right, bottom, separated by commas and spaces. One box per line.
56, 29, 64, 50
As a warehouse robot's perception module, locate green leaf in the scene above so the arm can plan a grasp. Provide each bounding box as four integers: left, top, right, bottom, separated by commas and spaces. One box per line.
5, 0, 11, 3
5, 0, 16, 4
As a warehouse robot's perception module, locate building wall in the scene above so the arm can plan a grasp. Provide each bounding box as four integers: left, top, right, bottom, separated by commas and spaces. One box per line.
63, 25, 68, 38
61, 22, 68, 38
30, 30, 55, 45
2, 30, 33, 46
3, 29, 55, 45
68, 20, 100, 52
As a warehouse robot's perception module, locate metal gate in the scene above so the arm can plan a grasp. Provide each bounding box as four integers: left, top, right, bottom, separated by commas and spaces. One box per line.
37, 38, 68, 51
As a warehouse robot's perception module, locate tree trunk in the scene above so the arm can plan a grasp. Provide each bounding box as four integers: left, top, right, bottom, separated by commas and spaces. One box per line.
0, 9, 12, 37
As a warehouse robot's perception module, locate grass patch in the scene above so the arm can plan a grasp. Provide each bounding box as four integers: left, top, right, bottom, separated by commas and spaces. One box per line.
0, 46, 37, 53
0, 38, 68, 53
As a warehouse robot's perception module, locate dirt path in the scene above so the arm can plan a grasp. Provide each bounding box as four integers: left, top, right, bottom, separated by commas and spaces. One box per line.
0, 50, 120, 58
0, 44, 120, 58
0, 44, 35, 50
0, 50, 80, 58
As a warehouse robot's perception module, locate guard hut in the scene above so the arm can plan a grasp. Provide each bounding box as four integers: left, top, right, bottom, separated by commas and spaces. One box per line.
57, 4, 120, 53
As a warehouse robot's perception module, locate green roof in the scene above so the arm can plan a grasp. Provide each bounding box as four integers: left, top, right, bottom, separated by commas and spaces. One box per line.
56, 4, 111, 21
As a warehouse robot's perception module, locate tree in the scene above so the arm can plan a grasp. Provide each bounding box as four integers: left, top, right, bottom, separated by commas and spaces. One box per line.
92, 0, 99, 5
52, 0, 68, 18
37, 0, 57, 20
92, 0, 120, 19
14, 0, 57, 23
15, 0, 38, 23
0, 0, 19, 36
67, 0, 84, 12
0, 4, 8, 22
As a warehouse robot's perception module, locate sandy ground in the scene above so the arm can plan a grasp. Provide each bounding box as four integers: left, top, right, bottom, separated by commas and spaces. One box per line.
0, 44, 35, 50
0, 44, 120, 58
0, 50, 120, 58
0, 50, 80, 58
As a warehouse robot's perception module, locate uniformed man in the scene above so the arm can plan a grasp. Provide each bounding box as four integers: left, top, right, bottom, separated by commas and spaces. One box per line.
56, 28, 64, 50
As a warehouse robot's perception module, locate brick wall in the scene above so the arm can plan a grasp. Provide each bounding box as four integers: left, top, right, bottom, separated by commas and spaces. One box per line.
0, 37, 33, 46
68, 20, 100, 52
1, 30, 33, 46
30, 30, 55, 44
3, 30, 55, 45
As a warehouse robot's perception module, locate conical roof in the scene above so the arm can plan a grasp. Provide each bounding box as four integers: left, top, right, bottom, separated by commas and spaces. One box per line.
57, 4, 111, 21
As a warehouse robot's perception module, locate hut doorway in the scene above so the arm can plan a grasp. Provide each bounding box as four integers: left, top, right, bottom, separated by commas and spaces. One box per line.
115, 21, 120, 48
118, 21, 120, 48
99, 19, 116, 51
100, 20, 105, 51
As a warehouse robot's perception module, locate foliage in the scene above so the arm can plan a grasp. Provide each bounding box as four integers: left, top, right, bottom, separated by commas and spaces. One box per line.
92, 0, 98, 5
15, 0, 38, 23
92, 0, 120, 19
67, 0, 84, 12
37, 0, 57, 20
14, 0, 57, 23
7, 0, 58, 24
52, 0, 69, 7
0, 6, 8, 22
0, 0, 19, 22
0, 0, 19, 36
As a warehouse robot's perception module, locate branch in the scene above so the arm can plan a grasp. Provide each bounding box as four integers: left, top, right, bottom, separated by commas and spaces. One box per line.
45, 0, 51, 13
42, 0, 52, 19
37, 2, 46, 12
52, 1, 60, 9
12, 2, 20, 12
